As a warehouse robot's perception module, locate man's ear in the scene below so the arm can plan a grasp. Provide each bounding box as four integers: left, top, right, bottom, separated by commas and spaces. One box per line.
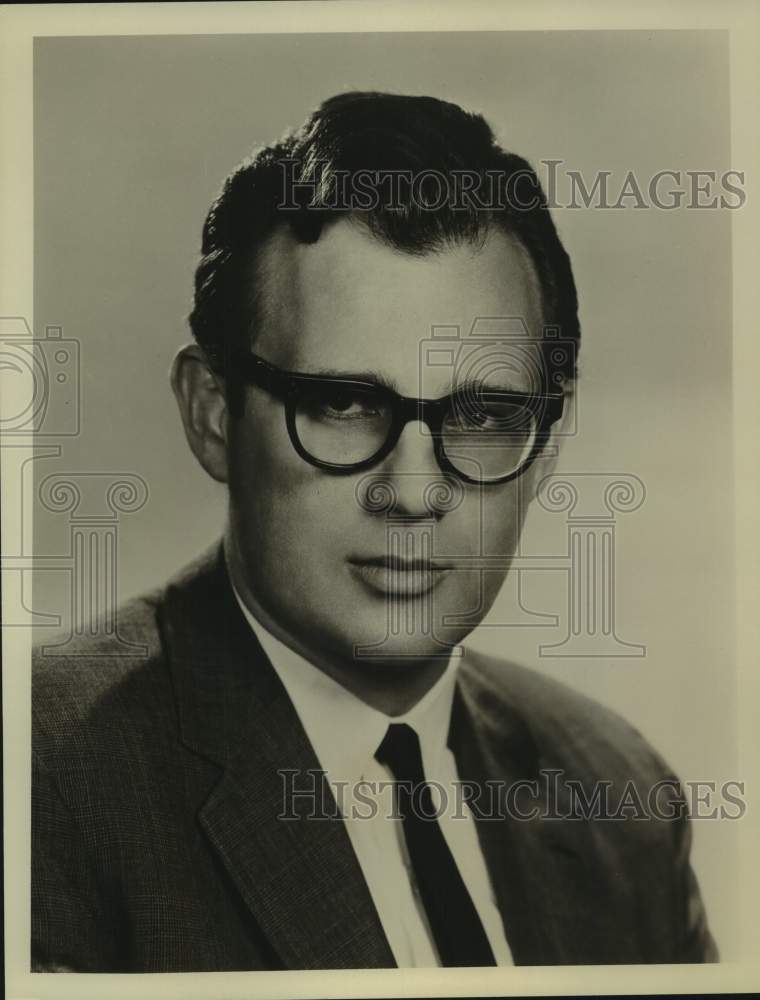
523, 384, 576, 503
170, 344, 230, 483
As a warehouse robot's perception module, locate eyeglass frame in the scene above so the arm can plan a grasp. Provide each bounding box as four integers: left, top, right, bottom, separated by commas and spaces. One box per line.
226, 350, 566, 486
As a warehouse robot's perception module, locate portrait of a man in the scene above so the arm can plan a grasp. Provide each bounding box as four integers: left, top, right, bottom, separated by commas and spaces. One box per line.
30, 84, 720, 972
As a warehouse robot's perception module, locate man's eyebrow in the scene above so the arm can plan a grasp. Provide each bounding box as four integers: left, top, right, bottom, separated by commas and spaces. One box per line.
305, 367, 400, 392
455, 377, 532, 394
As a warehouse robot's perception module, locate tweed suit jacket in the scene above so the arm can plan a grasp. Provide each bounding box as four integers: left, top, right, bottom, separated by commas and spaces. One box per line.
32, 545, 718, 971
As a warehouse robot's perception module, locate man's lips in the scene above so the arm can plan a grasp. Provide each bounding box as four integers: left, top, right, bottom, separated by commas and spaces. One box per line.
347, 556, 454, 596
353, 555, 454, 571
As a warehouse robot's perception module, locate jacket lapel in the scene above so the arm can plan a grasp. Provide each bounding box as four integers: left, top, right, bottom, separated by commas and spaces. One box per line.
450, 665, 638, 965
160, 546, 395, 969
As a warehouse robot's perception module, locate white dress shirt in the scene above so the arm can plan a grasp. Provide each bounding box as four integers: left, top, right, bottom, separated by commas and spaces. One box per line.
230, 584, 514, 967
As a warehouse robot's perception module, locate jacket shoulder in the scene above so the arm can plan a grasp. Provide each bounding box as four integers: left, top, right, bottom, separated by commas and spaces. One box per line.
32, 588, 174, 764
32, 544, 223, 766
459, 647, 676, 787
33, 590, 161, 694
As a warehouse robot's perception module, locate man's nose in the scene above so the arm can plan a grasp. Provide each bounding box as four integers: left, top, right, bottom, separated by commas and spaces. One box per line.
360, 421, 462, 520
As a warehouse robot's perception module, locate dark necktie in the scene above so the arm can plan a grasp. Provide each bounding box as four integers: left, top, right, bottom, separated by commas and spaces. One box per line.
375, 722, 497, 967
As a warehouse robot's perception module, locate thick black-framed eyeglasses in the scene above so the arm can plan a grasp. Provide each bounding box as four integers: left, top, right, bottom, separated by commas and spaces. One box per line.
232, 351, 565, 486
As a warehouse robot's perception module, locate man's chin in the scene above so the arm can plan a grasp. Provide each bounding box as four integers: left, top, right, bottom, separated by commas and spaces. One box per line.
342, 617, 463, 667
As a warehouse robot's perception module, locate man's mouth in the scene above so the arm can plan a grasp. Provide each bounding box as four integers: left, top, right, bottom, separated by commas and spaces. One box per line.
347, 555, 454, 597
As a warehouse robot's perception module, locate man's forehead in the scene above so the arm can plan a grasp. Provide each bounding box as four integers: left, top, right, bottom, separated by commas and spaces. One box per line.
251, 218, 545, 388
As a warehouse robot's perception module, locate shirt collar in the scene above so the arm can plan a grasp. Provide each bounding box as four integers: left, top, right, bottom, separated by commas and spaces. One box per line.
229, 579, 460, 789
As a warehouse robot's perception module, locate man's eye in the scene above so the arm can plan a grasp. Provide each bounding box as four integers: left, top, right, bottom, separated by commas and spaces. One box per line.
448, 396, 535, 434
479, 402, 527, 425
306, 388, 382, 421
324, 391, 360, 414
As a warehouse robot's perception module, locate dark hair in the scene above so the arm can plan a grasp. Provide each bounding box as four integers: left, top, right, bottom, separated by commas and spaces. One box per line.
189, 91, 580, 390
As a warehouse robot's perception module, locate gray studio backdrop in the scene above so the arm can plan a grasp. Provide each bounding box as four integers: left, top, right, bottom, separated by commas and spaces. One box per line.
32, 32, 736, 955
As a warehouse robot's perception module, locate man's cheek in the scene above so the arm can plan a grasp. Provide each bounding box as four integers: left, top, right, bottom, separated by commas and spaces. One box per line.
443, 567, 508, 626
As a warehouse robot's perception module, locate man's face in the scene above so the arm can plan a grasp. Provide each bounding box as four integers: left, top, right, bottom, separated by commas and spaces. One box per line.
224, 219, 552, 678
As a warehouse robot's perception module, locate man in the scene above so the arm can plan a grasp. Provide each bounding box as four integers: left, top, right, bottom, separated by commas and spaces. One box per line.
32, 91, 717, 971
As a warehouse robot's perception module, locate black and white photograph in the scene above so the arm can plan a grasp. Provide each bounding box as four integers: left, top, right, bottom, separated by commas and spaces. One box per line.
2, 2, 759, 998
